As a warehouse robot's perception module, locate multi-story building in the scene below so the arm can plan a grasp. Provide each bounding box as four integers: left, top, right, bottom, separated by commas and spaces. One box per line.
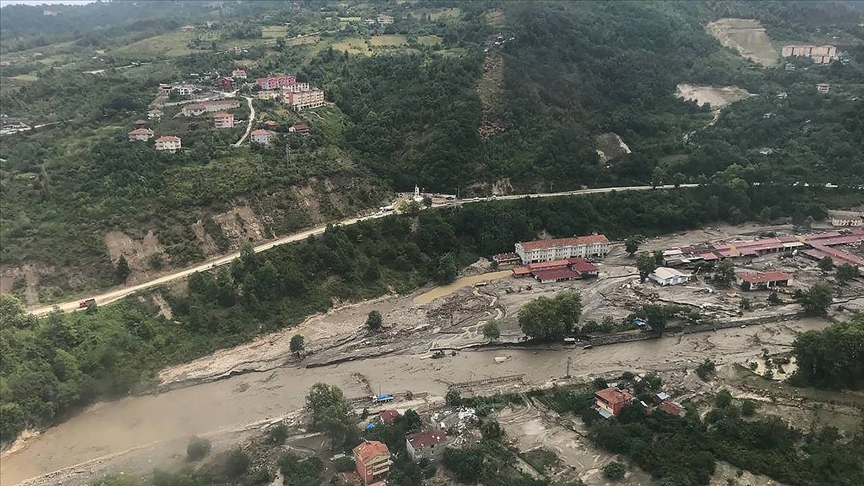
213, 112, 234, 129
281, 82, 311, 93
515, 235, 610, 264
353, 440, 391, 485
250, 130, 271, 146
284, 88, 325, 111
128, 128, 154, 142
155, 136, 181, 153
232, 69, 247, 79
406, 429, 448, 462
175, 85, 197, 96
736, 271, 792, 291
181, 99, 240, 116
593, 387, 634, 419
781, 45, 837, 64
256, 74, 296, 90
147, 109, 163, 120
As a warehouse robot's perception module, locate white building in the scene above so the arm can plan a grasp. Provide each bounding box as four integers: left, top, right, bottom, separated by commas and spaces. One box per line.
155, 136, 181, 153
377, 14, 394, 25
147, 109, 163, 120
213, 112, 234, 128
175, 85, 197, 96
251, 130, 271, 146
128, 128, 154, 142
515, 235, 610, 264
284, 88, 325, 111
781, 44, 837, 64
405, 429, 447, 461
648, 267, 691, 286
816, 83, 830, 94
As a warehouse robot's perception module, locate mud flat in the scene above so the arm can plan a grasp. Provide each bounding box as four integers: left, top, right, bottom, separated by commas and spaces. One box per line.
676, 83, 753, 109
706, 18, 779, 67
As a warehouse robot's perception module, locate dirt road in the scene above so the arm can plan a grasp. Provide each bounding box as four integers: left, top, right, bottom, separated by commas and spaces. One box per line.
2, 316, 828, 486
233, 96, 254, 147
27, 184, 695, 316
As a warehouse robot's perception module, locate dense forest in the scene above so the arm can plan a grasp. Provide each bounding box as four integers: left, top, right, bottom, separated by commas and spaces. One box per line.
791, 318, 864, 390
2, 0, 864, 296
1, 185, 859, 442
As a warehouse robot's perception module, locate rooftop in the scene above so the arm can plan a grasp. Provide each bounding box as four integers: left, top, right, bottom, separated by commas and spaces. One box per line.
353, 440, 390, 465
650, 267, 690, 280
737, 271, 792, 284
657, 400, 684, 416
533, 267, 581, 281
519, 235, 609, 251
568, 257, 599, 273
155, 136, 180, 142
378, 410, 399, 423
407, 429, 448, 449
128, 128, 153, 135
595, 387, 634, 406
214, 112, 232, 118
251, 129, 270, 136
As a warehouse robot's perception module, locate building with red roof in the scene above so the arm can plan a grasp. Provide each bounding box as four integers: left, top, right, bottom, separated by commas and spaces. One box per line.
353, 440, 391, 485
154, 136, 181, 153
593, 387, 634, 418
251, 129, 271, 146
232, 69, 247, 79
289, 123, 311, 135
515, 235, 609, 263
656, 400, 684, 417
128, 128, 154, 142
213, 112, 234, 129
736, 271, 792, 290
533, 267, 581, 283
377, 410, 399, 423
406, 429, 448, 461
568, 257, 599, 276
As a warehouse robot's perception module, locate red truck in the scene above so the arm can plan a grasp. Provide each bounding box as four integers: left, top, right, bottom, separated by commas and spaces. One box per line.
78, 298, 96, 308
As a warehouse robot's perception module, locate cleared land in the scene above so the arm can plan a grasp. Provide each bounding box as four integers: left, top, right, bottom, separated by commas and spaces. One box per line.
368, 34, 408, 46
115, 31, 212, 58
706, 18, 779, 67
331, 37, 371, 55
261, 25, 288, 38
676, 83, 753, 109
418, 35, 443, 46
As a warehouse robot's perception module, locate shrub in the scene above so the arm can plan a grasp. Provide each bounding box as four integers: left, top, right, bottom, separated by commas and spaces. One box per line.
186, 436, 211, 461
334, 456, 356, 472
225, 448, 251, 477
603, 461, 626, 480
269, 423, 289, 444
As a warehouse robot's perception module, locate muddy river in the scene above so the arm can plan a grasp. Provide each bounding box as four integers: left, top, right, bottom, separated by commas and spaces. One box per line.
413, 270, 512, 305
2, 318, 827, 486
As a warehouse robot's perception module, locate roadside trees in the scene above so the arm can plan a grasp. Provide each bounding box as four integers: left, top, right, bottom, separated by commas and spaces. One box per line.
518, 291, 582, 341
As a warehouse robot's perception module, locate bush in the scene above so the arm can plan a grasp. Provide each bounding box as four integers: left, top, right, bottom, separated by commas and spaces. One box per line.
603, 461, 626, 480
741, 399, 758, 416
186, 436, 211, 461
334, 456, 356, 472
225, 448, 251, 477
696, 359, 716, 381
445, 389, 462, 406
269, 423, 289, 444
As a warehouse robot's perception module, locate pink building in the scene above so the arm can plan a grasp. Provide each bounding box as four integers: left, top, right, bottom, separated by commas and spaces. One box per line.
353, 441, 391, 485
250, 129, 271, 146
128, 128, 154, 142
213, 112, 234, 129
284, 88, 325, 111
257, 74, 296, 90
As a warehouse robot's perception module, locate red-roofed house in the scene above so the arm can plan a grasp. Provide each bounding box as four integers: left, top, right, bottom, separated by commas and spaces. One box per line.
736, 271, 792, 290
134, 119, 147, 126
155, 136, 181, 153
251, 130, 271, 146
220, 76, 235, 90
516, 235, 610, 263
353, 440, 391, 485
568, 257, 599, 277
232, 69, 247, 79
378, 410, 400, 423
263, 120, 279, 129
213, 112, 234, 129
533, 267, 581, 283
128, 128, 154, 142
593, 387, 634, 419
656, 400, 684, 417
406, 429, 448, 461
289, 123, 310, 135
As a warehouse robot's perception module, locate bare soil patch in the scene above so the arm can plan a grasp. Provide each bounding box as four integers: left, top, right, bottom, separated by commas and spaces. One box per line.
706, 18, 779, 67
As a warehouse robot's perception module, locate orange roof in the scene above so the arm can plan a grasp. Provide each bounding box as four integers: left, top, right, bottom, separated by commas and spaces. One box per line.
527, 260, 570, 271
595, 387, 634, 406
657, 401, 684, 416
520, 235, 609, 251
155, 136, 180, 142
128, 128, 153, 135
353, 440, 390, 466
738, 271, 792, 284
214, 112, 232, 118
251, 129, 269, 136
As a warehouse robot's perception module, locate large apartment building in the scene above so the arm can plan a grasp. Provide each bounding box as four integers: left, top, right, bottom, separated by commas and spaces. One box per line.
284, 88, 325, 111
515, 235, 610, 264
256, 74, 296, 90
781, 44, 837, 64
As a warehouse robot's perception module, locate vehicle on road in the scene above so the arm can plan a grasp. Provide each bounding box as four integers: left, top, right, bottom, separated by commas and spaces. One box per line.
371, 393, 394, 404
78, 298, 96, 308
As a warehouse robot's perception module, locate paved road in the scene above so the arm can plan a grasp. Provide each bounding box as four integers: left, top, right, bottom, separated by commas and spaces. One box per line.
232, 96, 255, 147
27, 184, 695, 315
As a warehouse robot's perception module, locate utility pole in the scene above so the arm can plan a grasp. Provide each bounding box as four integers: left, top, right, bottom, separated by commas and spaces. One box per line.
565, 355, 572, 378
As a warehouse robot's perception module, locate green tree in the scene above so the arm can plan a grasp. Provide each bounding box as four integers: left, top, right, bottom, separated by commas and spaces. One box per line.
792, 317, 864, 389
624, 237, 640, 257
269, 422, 289, 444
422, 196, 433, 208
836, 263, 859, 284
818, 256, 835, 272
741, 399, 758, 416
305, 383, 357, 448
290, 334, 305, 355
602, 461, 626, 480
636, 253, 657, 283
225, 448, 251, 478
114, 255, 131, 283
481, 320, 501, 341
518, 292, 582, 341
696, 359, 716, 381
434, 253, 458, 284
186, 436, 211, 461
794, 282, 833, 315
366, 310, 383, 331
445, 389, 462, 406
714, 260, 736, 286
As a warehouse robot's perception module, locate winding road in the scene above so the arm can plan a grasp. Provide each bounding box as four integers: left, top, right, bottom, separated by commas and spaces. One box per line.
28, 184, 696, 316
232, 96, 255, 147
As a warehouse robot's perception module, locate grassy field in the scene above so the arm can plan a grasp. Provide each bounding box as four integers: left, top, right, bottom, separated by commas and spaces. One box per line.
10, 74, 38, 82
262, 25, 288, 38
430, 7, 461, 20
338, 16, 362, 22
418, 35, 442, 46
332, 37, 371, 55
115, 31, 213, 58
287, 35, 320, 46
369, 35, 407, 47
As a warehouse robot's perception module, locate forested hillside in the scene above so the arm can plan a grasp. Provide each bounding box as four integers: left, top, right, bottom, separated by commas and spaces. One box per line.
1, 0, 863, 299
